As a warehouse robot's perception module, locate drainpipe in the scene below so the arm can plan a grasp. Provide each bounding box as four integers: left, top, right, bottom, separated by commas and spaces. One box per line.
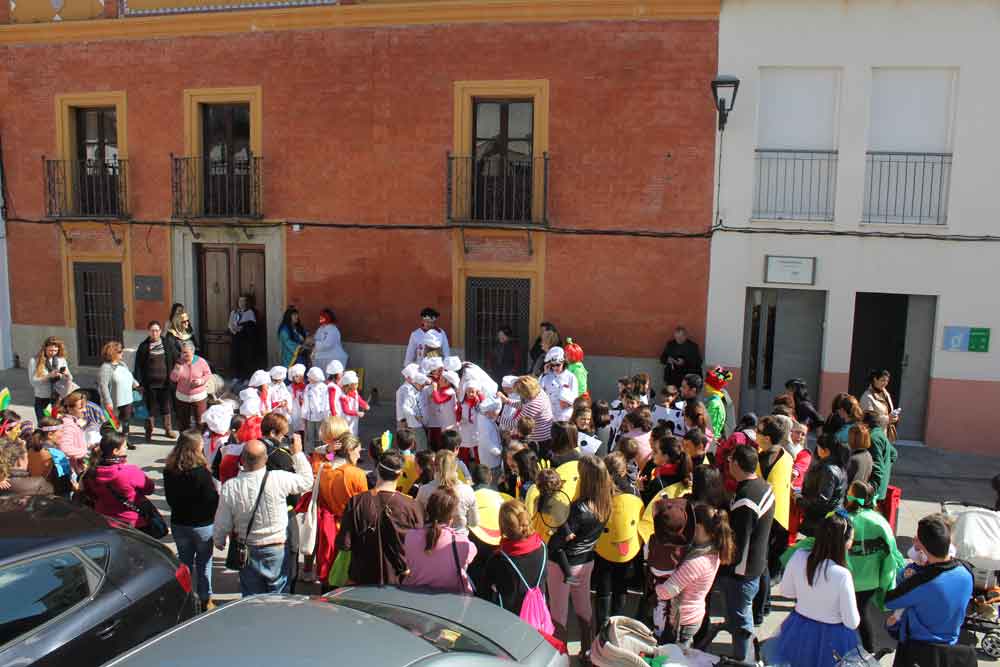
0, 137, 14, 369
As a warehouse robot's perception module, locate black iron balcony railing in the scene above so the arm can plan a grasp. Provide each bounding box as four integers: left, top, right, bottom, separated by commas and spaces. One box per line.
752, 149, 838, 221
862, 151, 952, 225
44, 158, 129, 218
447, 153, 549, 224
171, 154, 263, 219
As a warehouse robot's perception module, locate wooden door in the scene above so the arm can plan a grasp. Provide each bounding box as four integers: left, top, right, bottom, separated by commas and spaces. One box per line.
73, 262, 124, 366
197, 244, 267, 374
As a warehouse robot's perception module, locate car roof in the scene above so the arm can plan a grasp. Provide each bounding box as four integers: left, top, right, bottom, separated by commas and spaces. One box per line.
329, 586, 544, 662
103, 595, 441, 667
0, 495, 111, 563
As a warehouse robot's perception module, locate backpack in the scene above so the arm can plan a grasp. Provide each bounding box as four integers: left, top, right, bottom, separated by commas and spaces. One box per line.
498, 542, 555, 636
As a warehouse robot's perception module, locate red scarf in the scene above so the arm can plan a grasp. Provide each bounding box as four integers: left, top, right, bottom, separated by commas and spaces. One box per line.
654, 463, 678, 479
292, 381, 306, 401
258, 384, 269, 408
500, 533, 543, 557
458, 393, 481, 423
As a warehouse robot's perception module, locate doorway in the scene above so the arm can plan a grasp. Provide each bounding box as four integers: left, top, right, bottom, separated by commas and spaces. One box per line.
464, 276, 531, 373
741, 288, 826, 419
849, 293, 936, 442
196, 244, 266, 374
73, 262, 124, 366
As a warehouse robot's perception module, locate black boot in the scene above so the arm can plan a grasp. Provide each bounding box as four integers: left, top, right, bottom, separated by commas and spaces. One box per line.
593, 594, 612, 638
611, 592, 628, 618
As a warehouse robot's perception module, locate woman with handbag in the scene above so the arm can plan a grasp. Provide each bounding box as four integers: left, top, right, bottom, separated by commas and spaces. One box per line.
164, 430, 219, 611
84, 430, 156, 530
403, 488, 477, 594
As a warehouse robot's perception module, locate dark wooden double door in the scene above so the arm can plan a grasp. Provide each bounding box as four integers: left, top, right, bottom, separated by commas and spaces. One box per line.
197, 244, 266, 374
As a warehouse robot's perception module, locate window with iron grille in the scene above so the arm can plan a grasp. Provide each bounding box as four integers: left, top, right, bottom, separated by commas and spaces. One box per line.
73, 262, 124, 366
465, 277, 530, 373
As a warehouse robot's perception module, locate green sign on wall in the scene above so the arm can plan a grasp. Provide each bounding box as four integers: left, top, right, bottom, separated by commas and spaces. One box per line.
969, 328, 991, 353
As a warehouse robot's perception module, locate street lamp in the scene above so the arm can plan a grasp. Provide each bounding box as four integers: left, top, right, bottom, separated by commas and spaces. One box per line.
711, 75, 740, 131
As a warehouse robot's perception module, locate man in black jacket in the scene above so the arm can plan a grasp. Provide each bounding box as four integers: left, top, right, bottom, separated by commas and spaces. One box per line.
717, 445, 774, 664
659, 327, 703, 387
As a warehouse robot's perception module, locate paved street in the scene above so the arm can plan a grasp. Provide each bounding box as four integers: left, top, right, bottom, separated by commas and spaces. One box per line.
2, 367, 997, 664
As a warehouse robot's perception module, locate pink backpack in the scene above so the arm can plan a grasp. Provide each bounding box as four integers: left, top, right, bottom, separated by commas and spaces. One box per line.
499, 543, 555, 636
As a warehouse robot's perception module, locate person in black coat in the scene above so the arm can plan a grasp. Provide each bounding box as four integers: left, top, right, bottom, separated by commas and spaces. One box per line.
134, 320, 177, 440
529, 322, 562, 372
659, 327, 703, 387
796, 434, 848, 537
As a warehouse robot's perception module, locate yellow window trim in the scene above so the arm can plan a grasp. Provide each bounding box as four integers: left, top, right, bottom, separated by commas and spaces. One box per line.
55, 91, 129, 162
0, 0, 720, 46
451, 79, 549, 223
183, 86, 263, 158
450, 228, 546, 349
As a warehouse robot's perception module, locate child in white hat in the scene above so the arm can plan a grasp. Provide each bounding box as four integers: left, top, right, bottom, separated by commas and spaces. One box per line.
303, 367, 330, 453
325, 360, 345, 418
201, 402, 234, 463
248, 369, 273, 413
396, 364, 428, 451
339, 370, 368, 435
497, 375, 522, 437
268, 366, 292, 420
540, 346, 579, 421
288, 364, 307, 436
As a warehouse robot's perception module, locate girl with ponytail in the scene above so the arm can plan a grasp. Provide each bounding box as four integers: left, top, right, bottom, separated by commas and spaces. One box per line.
402, 488, 477, 594
653, 502, 735, 645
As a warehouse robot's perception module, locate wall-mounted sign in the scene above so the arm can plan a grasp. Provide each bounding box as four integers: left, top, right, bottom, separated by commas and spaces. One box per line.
134, 275, 164, 301
764, 255, 816, 285
942, 326, 990, 353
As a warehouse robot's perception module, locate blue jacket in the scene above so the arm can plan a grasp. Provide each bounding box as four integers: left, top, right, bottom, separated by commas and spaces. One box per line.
885, 560, 973, 645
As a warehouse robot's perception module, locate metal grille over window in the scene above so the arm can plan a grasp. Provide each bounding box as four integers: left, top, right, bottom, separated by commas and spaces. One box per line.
171, 155, 263, 218
464, 277, 531, 370
862, 152, 952, 225
753, 150, 838, 221
73, 263, 124, 366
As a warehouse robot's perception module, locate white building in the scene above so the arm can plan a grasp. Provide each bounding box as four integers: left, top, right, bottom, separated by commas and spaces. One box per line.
706, 0, 999, 453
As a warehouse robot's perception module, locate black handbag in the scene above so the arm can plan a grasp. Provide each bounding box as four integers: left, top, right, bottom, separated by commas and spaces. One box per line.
110, 487, 169, 539
226, 470, 270, 571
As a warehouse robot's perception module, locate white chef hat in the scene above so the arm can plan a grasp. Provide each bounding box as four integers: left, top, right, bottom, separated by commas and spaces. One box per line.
289, 363, 306, 379
307, 367, 325, 382
240, 395, 262, 417
444, 356, 463, 373
248, 369, 271, 388
501, 375, 519, 390
269, 366, 288, 381
423, 330, 443, 349
342, 370, 359, 386
203, 403, 233, 435
421, 356, 444, 374
413, 372, 430, 385
464, 379, 482, 395
401, 363, 420, 381
238, 388, 258, 403
442, 371, 460, 389
325, 360, 344, 377
545, 346, 565, 363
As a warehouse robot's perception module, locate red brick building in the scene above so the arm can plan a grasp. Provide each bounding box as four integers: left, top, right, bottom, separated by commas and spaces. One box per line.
0, 0, 719, 396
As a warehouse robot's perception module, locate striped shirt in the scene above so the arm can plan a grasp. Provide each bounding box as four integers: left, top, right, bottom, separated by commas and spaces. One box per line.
518, 394, 553, 442
728, 477, 775, 578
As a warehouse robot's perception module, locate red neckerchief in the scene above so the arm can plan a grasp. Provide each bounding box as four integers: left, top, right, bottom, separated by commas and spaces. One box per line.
655, 463, 677, 479
258, 384, 269, 407
292, 381, 307, 400
205, 431, 228, 456
459, 393, 481, 423
500, 533, 543, 557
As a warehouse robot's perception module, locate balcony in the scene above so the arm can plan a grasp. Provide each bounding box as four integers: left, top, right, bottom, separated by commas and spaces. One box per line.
752, 149, 838, 222
862, 151, 952, 225
44, 158, 129, 219
447, 154, 549, 225
171, 155, 263, 219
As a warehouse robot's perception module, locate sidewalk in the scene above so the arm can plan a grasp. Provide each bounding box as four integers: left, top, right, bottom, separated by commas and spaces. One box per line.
2, 367, 996, 665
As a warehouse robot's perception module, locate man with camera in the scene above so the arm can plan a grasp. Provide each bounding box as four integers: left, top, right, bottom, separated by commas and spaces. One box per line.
213, 428, 313, 597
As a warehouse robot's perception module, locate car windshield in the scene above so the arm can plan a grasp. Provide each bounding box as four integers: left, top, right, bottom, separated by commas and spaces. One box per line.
327, 598, 510, 660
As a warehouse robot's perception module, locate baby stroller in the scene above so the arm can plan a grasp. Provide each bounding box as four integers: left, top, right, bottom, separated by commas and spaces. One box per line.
941, 500, 1000, 659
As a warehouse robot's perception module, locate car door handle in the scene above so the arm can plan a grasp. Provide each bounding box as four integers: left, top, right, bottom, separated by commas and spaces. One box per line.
95, 619, 122, 640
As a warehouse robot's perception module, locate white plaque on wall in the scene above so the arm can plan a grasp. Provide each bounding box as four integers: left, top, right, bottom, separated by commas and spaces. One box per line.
764, 255, 816, 285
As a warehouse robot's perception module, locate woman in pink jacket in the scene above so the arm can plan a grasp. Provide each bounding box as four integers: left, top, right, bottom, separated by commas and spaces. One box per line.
84, 431, 155, 528
58, 391, 91, 472
170, 340, 213, 431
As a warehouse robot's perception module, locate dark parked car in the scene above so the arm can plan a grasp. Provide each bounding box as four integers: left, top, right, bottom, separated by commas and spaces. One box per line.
0, 495, 198, 666
102, 586, 568, 667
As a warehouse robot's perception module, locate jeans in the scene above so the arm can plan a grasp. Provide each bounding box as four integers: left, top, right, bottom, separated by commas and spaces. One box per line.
172, 523, 214, 602
719, 574, 760, 664
239, 544, 287, 597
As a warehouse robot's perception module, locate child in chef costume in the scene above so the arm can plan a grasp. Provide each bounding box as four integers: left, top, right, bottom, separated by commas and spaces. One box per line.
325, 360, 345, 418
288, 363, 307, 436
201, 402, 233, 465
339, 370, 368, 435
396, 364, 428, 451
540, 346, 579, 422
497, 375, 522, 438
247, 369, 272, 414
219, 391, 262, 483
303, 367, 330, 454
267, 366, 292, 419
419, 356, 448, 450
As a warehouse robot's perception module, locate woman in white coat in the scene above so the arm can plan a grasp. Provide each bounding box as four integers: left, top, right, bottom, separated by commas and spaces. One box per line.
311, 309, 349, 373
